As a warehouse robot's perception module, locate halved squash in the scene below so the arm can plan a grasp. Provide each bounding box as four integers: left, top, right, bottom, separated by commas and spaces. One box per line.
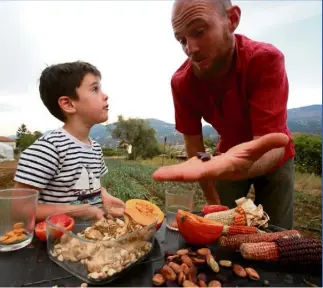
124, 208, 157, 226
176, 209, 223, 246
125, 199, 164, 230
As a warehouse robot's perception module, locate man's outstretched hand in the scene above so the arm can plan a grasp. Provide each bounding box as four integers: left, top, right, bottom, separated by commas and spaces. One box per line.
152, 133, 289, 182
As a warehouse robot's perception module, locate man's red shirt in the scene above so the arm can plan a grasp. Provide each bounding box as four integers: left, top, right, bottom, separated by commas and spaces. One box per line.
171, 34, 295, 171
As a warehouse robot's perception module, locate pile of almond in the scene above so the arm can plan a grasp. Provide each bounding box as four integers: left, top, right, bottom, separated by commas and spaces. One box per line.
152, 248, 260, 287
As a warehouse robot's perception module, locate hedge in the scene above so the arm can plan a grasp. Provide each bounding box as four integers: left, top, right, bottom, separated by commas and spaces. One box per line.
102, 147, 125, 157
293, 134, 322, 176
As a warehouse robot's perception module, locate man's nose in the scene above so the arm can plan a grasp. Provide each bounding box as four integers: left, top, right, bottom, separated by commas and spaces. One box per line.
185, 38, 199, 57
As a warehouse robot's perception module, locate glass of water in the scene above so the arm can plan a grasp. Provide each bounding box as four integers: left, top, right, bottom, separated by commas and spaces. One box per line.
0, 189, 38, 252
165, 186, 194, 231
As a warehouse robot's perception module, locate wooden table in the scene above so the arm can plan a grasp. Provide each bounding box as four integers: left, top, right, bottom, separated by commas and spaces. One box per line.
0, 223, 321, 287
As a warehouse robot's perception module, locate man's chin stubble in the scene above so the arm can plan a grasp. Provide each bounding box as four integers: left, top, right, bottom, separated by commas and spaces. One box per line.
193, 60, 226, 79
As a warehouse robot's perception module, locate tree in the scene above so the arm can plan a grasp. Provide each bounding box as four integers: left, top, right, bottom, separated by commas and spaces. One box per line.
16, 123, 28, 138
18, 134, 37, 152
33, 131, 43, 139
204, 137, 218, 155
111, 115, 161, 160
16, 124, 43, 152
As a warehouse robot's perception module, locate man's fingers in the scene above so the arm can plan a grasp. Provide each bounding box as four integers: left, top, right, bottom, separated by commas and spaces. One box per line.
152, 165, 182, 181
152, 161, 204, 181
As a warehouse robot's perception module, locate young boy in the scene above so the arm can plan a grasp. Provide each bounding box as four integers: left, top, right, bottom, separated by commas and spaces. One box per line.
13, 61, 125, 222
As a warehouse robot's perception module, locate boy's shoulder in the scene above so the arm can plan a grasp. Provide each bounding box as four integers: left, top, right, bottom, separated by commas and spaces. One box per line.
90, 138, 103, 151
29, 129, 62, 146
23, 129, 68, 156
39, 128, 69, 144
27, 128, 104, 156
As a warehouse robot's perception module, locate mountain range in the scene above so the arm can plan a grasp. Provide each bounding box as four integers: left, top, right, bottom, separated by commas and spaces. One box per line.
7, 105, 322, 146
89, 104, 322, 147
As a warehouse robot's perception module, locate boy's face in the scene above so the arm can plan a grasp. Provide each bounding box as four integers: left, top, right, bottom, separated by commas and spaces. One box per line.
74, 73, 109, 124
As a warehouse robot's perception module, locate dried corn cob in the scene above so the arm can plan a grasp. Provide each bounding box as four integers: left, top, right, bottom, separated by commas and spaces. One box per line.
240, 242, 279, 261
204, 208, 236, 225
276, 236, 322, 265
204, 206, 246, 226
234, 207, 246, 226
235, 206, 244, 214
240, 237, 322, 265
219, 229, 300, 250
223, 225, 263, 236
233, 212, 246, 226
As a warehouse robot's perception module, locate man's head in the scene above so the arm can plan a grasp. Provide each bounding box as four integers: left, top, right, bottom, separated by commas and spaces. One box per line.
172, 0, 241, 78
39, 61, 109, 125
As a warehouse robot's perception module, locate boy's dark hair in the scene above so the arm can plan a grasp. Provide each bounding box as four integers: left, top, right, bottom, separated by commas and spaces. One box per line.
39, 61, 101, 122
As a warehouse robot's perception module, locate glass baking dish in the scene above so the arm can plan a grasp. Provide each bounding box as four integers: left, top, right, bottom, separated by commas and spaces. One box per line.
45, 205, 157, 285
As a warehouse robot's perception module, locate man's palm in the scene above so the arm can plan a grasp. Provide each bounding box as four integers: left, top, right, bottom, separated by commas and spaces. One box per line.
152, 133, 289, 182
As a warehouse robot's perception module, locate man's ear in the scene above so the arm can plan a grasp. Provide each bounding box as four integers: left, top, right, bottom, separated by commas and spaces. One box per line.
58, 96, 76, 115
227, 5, 241, 33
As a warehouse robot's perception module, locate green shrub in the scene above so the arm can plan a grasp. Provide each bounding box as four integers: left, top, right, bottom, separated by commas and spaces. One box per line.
293, 134, 322, 176
102, 147, 124, 157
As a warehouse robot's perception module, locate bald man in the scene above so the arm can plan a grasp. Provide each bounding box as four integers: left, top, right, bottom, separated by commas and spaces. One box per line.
169, 0, 295, 229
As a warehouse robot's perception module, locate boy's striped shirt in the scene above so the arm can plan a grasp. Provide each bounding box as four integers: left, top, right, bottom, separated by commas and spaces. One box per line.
14, 128, 108, 205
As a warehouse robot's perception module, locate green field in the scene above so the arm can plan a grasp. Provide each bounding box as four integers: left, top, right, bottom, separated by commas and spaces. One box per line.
102, 159, 206, 212
103, 158, 322, 237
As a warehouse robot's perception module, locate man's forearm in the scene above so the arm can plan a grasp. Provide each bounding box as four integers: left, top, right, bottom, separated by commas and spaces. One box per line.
247, 147, 285, 178
198, 179, 220, 204
183, 134, 221, 204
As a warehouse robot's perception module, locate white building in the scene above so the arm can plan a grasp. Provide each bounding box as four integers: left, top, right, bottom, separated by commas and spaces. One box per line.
0, 144, 14, 162
0, 136, 16, 150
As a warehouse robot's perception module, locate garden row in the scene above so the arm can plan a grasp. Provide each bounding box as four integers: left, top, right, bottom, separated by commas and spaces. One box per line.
102, 159, 205, 211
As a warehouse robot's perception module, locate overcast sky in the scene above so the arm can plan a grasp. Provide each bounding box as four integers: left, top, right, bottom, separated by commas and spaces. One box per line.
0, 0, 322, 136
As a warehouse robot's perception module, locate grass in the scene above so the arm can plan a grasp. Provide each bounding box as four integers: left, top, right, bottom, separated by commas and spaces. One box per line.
294, 191, 322, 236
139, 156, 183, 167
0, 161, 17, 189
1, 158, 321, 237
102, 158, 205, 211
294, 170, 322, 197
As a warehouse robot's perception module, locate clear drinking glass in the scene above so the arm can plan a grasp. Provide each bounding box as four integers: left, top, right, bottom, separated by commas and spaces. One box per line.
0, 189, 38, 252
165, 187, 194, 231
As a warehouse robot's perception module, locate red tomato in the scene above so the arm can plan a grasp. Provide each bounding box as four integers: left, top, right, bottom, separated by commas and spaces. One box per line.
35, 214, 75, 242
35, 221, 47, 242
201, 205, 229, 215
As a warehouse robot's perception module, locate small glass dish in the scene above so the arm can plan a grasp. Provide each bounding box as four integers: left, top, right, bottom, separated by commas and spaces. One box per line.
0, 188, 38, 252
46, 205, 157, 285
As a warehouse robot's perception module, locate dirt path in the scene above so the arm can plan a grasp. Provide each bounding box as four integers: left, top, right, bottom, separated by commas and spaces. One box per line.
0, 161, 17, 189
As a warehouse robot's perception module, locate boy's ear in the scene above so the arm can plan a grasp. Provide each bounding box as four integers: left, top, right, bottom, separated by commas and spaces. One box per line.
58, 96, 76, 115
